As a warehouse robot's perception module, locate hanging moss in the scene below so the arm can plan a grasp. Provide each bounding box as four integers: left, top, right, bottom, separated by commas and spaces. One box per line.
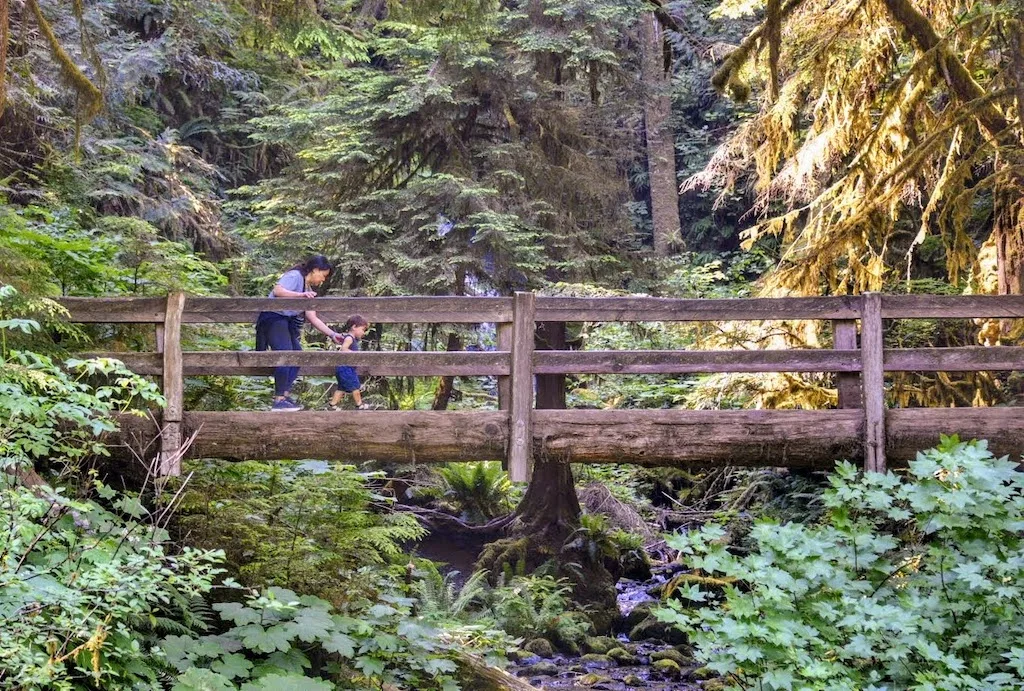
27, 0, 102, 121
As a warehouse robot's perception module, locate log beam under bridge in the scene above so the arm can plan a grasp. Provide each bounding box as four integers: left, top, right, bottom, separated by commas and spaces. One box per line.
104, 408, 1024, 470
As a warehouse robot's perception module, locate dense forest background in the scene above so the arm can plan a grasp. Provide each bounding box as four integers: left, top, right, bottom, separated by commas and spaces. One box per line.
3, 0, 1024, 688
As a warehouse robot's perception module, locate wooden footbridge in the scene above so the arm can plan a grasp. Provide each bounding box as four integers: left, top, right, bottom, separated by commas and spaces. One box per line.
62, 293, 1024, 482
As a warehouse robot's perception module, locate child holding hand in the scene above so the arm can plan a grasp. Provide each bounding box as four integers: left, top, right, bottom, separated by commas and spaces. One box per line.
328, 315, 370, 410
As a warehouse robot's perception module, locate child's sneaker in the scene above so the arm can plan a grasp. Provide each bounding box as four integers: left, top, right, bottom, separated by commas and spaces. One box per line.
326, 402, 341, 411
356, 403, 372, 410
271, 399, 303, 412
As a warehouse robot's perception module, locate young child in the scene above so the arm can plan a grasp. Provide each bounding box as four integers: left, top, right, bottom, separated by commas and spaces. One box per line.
328, 315, 370, 410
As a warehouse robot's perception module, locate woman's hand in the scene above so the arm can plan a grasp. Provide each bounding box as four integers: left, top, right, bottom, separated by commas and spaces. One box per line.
301, 290, 317, 298
331, 332, 346, 344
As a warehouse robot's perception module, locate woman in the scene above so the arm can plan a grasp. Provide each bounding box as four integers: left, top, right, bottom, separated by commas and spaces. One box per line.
256, 255, 343, 411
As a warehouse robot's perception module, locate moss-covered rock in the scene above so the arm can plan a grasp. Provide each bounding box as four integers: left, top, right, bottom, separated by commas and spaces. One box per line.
523, 661, 559, 676
622, 674, 645, 687
650, 648, 692, 666
577, 672, 613, 686
583, 636, 617, 655
692, 665, 717, 680
651, 658, 682, 678
620, 601, 654, 633
505, 648, 531, 663
607, 647, 639, 665
524, 637, 555, 658
620, 550, 652, 581
627, 615, 688, 645
579, 653, 615, 669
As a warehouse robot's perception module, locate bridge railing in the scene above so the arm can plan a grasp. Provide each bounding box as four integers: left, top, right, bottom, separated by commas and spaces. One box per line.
59, 293, 1024, 480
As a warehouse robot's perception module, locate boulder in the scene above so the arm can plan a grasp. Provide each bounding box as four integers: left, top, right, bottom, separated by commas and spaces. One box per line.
522, 661, 558, 676
651, 658, 682, 678
583, 636, 618, 655
607, 647, 639, 665
651, 648, 693, 666
524, 638, 555, 658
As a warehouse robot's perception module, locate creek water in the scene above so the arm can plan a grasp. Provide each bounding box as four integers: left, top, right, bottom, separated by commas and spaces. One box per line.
507, 575, 703, 691
413, 537, 706, 690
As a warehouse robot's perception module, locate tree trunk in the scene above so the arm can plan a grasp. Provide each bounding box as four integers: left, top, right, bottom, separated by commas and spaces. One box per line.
0, 0, 8, 116
510, 321, 577, 542
640, 12, 681, 256
475, 323, 619, 633
431, 331, 464, 409
432, 269, 466, 409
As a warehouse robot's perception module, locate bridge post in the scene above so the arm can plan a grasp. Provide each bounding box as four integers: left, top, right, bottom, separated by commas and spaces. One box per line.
833, 319, 862, 408
508, 292, 536, 482
159, 292, 185, 477
497, 321, 513, 471
861, 292, 886, 473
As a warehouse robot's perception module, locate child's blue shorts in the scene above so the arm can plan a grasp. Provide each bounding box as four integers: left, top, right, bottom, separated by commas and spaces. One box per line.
335, 366, 361, 393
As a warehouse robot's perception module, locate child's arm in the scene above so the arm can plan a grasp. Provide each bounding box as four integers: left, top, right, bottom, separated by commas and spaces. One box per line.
338, 334, 355, 351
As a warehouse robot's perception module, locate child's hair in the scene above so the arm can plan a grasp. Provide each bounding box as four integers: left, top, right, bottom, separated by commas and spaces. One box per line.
342, 314, 369, 332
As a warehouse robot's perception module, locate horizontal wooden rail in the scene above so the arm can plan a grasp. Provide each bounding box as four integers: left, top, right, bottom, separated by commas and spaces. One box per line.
183, 296, 513, 323
533, 349, 863, 374
534, 296, 863, 321
881, 294, 1024, 318
87, 346, 1024, 377
61, 297, 168, 323
87, 351, 510, 376
60, 294, 1024, 324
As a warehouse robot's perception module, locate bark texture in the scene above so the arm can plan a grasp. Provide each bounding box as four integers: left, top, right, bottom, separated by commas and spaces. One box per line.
639, 12, 681, 255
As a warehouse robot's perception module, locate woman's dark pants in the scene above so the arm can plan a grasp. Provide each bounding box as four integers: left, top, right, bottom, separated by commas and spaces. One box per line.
255, 312, 302, 396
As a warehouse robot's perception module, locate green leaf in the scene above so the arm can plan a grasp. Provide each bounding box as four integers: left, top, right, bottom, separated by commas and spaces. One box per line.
240, 673, 333, 691
210, 653, 254, 681
172, 668, 235, 691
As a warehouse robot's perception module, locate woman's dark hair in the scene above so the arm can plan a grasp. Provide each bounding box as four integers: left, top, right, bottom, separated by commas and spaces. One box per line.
342, 314, 369, 332
291, 255, 334, 277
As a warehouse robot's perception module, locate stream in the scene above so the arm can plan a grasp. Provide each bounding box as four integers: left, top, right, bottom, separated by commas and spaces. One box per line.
506, 572, 705, 691
413, 532, 709, 690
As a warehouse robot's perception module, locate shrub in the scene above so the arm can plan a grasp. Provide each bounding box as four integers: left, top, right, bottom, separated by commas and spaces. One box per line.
656, 436, 1024, 690
0, 288, 222, 688
164, 580, 513, 690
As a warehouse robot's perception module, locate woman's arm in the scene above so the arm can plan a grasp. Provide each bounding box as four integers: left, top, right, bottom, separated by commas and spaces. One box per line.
305, 310, 340, 341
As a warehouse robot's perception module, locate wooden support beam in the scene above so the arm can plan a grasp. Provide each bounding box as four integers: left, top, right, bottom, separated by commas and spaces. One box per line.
112, 411, 507, 463
833, 320, 862, 408
508, 292, 535, 482
159, 292, 185, 477
497, 322, 513, 471
102, 407, 1024, 468
497, 323, 513, 410
533, 409, 863, 466
861, 293, 886, 473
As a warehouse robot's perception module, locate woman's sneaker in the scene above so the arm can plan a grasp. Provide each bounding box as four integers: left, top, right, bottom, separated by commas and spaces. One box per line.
271, 399, 304, 411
